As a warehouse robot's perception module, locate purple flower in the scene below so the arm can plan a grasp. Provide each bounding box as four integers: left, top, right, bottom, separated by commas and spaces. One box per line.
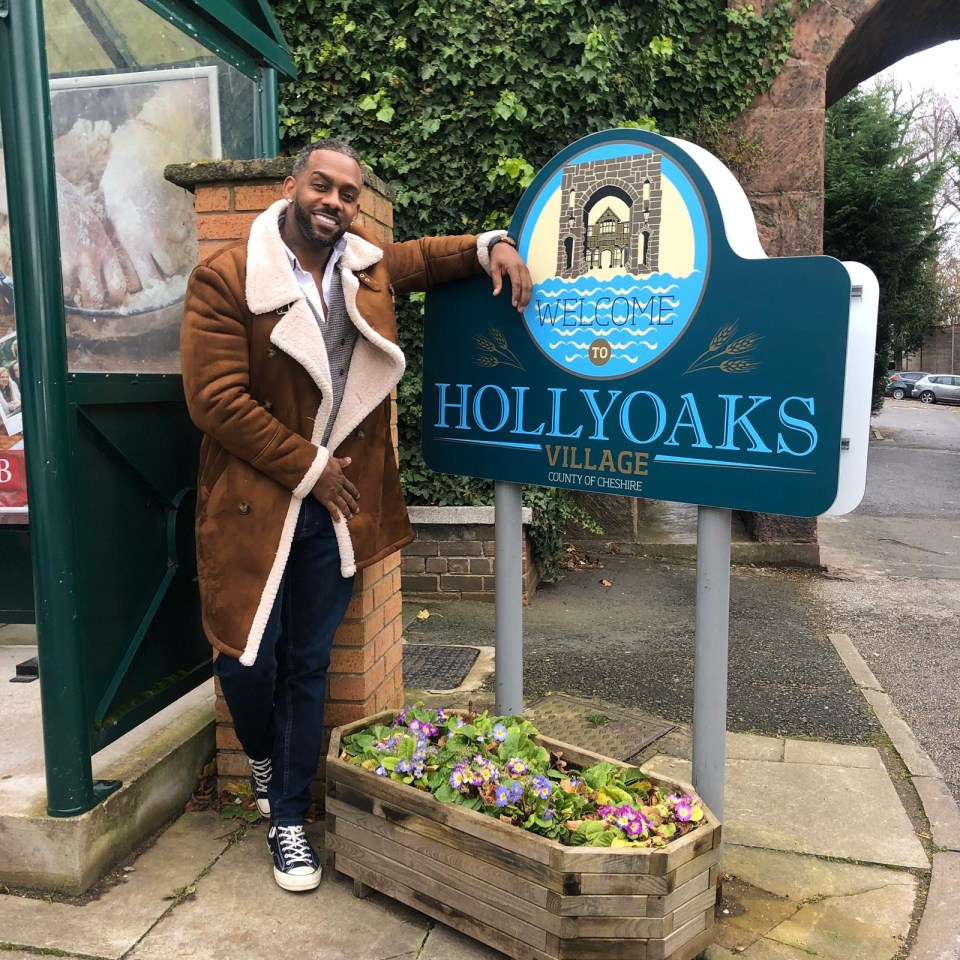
492, 723, 508, 742
375, 765, 388, 777
675, 800, 693, 822
505, 758, 528, 776
478, 765, 498, 784
542, 807, 555, 821
494, 784, 512, 807
531, 775, 552, 800
507, 779, 524, 803
449, 767, 468, 790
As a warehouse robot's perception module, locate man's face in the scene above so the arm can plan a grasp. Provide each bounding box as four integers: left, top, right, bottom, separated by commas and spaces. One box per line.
284, 150, 362, 249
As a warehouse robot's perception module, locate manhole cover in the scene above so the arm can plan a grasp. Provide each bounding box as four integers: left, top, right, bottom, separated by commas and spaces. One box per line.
526, 694, 675, 761
403, 644, 479, 691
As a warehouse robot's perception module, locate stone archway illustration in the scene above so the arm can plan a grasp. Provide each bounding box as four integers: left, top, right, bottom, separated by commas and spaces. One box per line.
555, 158, 661, 278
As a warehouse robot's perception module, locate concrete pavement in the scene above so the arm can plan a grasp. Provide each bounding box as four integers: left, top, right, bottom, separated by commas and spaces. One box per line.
2, 483, 960, 958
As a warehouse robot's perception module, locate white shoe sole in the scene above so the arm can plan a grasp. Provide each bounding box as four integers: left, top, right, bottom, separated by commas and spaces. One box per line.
256, 797, 270, 816
273, 865, 322, 892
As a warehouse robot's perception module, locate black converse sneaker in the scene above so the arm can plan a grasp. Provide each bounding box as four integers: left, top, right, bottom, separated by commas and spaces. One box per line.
248, 756, 272, 816
267, 824, 322, 891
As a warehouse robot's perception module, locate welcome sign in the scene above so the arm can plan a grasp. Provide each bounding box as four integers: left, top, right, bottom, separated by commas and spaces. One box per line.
422, 130, 877, 517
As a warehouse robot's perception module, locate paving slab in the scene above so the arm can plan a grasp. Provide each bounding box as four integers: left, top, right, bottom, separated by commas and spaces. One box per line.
0, 810, 230, 959
765, 884, 914, 960
727, 733, 785, 762
418, 921, 508, 959
781, 738, 886, 770
709, 847, 918, 960
712, 873, 797, 952
722, 846, 917, 902
127, 820, 433, 960
741, 941, 839, 959
644, 755, 928, 868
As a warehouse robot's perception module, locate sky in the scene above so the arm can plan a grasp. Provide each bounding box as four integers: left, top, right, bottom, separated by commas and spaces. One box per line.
876, 40, 960, 104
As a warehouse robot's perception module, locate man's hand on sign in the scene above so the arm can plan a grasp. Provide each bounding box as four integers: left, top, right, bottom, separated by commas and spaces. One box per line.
490, 238, 532, 312
312, 455, 360, 522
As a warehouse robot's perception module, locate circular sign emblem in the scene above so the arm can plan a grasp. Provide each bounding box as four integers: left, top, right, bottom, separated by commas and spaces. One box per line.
515, 136, 710, 380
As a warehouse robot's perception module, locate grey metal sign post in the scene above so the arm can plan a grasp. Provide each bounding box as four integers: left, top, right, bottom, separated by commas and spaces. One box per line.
494, 480, 525, 715
692, 506, 732, 821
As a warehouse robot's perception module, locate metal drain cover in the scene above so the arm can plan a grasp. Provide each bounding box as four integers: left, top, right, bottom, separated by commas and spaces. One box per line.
526, 694, 675, 762
403, 644, 479, 691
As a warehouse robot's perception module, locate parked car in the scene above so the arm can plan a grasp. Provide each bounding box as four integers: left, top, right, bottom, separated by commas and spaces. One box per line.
885, 371, 929, 400
911, 374, 960, 404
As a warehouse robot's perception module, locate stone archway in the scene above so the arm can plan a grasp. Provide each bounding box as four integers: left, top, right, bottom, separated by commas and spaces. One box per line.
739, 0, 960, 261
731, 0, 960, 543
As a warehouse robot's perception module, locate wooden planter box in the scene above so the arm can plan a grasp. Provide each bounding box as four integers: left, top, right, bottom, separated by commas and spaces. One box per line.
326, 711, 721, 960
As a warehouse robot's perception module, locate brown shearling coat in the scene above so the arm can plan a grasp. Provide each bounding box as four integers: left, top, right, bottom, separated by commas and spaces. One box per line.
181, 199, 503, 664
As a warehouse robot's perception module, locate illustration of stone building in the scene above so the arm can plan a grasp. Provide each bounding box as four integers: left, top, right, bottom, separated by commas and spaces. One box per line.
555, 153, 662, 278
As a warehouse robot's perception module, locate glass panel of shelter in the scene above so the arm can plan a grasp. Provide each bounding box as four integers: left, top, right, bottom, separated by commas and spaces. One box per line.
39, 0, 257, 373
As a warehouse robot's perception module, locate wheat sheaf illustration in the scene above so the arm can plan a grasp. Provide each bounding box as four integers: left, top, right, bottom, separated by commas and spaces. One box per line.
473, 326, 524, 371
686, 321, 761, 374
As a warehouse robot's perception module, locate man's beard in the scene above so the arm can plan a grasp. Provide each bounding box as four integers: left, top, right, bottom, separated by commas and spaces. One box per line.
293, 198, 347, 248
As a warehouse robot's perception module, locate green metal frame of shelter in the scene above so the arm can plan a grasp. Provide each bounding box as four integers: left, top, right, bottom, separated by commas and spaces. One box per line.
0, 0, 296, 816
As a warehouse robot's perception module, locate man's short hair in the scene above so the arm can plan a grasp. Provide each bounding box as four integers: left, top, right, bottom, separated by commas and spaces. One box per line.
292, 139, 363, 178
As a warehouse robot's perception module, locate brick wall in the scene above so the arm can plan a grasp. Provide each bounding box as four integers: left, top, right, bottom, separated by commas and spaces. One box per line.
401, 506, 542, 602
165, 158, 403, 804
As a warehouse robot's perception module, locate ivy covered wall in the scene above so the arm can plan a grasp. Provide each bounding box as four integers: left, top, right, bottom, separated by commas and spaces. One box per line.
268, 0, 808, 565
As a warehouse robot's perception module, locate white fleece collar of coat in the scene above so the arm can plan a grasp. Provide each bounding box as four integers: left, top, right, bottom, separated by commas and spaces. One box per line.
246, 199, 384, 314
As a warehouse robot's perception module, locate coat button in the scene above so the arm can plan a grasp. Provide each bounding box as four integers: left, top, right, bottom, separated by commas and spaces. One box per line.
267, 347, 278, 358
356, 428, 365, 439
238, 503, 250, 515
263, 400, 272, 411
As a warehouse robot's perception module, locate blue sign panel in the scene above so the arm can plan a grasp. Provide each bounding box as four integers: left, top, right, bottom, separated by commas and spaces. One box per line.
422, 130, 855, 517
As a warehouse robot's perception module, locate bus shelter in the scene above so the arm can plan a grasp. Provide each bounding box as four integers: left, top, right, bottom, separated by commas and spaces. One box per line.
0, 0, 295, 816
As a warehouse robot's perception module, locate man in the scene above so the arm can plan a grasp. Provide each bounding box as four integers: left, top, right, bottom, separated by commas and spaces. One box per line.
181, 139, 531, 892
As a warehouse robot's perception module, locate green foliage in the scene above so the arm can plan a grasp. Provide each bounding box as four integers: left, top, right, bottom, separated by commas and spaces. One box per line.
339, 705, 707, 847
824, 88, 947, 410
270, 0, 806, 567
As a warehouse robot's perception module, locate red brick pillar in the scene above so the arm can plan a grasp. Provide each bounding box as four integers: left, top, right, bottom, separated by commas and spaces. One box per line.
165, 159, 405, 805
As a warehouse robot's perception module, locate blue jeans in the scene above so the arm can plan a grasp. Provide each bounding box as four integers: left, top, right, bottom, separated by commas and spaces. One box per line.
214, 496, 355, 825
